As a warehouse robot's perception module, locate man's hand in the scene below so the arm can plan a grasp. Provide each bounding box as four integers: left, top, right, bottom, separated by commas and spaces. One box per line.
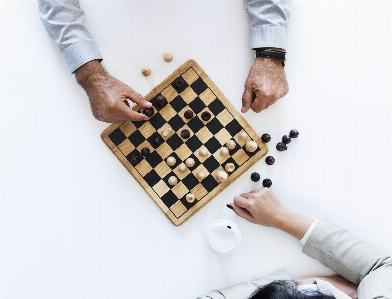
241, 57, 288, 113
228, 188, 313, 240
75, 60, 151, 123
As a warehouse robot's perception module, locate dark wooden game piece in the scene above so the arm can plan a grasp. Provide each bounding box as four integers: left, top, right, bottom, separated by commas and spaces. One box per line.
201, 111, 211, 121
265, 156, 275, 165
153, 136, 163, 146
282, 135, 291, 144
251, 172, 260, 182
155, 95, 167, 107
289, 129, 299, 138
276, 142, 287, 151
130, 155, 140, 165
180, 129, 190, 139
261, 133, 271, 143
143, 107, 154, 117
263, 178, 272, 188
141, 147, 150, 157
184, 110, 193, 119
175, 79, 184, 89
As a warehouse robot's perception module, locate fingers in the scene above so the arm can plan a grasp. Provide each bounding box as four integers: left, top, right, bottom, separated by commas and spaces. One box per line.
230, 204, 255, 223
233, 195, 251, 210
127, 88, 151, 109
116, 102, 149, 121
241, 83, 254, 113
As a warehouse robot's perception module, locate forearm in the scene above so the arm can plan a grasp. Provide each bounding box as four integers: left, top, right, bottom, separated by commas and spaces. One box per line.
274, 209, 314, 240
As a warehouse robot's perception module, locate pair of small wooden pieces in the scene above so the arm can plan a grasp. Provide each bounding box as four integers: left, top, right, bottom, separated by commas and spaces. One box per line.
142, 53, 174, 76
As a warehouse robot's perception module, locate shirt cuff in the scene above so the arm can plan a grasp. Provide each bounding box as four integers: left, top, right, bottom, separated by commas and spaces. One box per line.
61, 39, 103, 73
250, 25, 287, 50
300, 220, 319, 245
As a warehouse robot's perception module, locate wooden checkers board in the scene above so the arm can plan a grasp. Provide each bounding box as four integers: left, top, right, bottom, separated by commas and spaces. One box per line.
101, 60, 268, 225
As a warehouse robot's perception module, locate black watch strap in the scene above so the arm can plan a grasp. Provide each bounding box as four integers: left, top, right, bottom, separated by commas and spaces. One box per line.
255, 48, 286, 67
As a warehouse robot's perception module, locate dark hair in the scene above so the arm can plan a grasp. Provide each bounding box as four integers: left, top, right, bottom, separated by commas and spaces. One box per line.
248, 280, 336, 299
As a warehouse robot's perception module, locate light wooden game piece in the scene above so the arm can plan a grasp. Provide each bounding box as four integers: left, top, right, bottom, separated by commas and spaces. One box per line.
216, 170, 228, 183
142, 67, 151, 76
167, 156, 176, 166
238, 131, 247, 140
226, 140, 236, 150
162, 127, 172, 137
245, 140, 258, 152
185, 158, 195, 168
225, 163, 235, 173
199, 147, 208, 157
220, 147, 229, 156
186, 193, 195, 203
178, 163, 187, 172
163, 53, 173, 62
197, 171, 206, 180
168, 176, 178, 186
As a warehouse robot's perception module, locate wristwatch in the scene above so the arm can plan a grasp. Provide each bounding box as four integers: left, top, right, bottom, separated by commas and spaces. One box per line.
255, 48, 286, 67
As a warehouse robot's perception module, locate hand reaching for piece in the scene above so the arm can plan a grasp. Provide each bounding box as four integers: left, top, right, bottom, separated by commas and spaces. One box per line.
75, 60, 151, 123
242, 57, 288, 113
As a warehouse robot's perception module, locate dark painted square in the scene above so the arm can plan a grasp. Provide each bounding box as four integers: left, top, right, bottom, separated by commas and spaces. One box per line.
126, 149, 144, 166
225, 119, 242, 136
133, 119, 146, 129
188, 97, 206, 114
109, 128, 126, 146
168, 115, 186, 131
191, 78, 208, 95
203, 155, 220, 173
208, 99, 225, 115
144, 170, 161, 186
244, 143, 261, 157
147, 132, 165, 149
166, 134, 184, 151
222, 157, 239, 176
228, 139, 241, 154
145, 150, 163, 168
201, 175, 219, 192
163, 172, 178, 188
149, 113, 166, 130
180, 194, 197, 210
170, 96, 187, 112
171, 76, 189, 92
187, 117, 204, 133
185, 135, 203, 152
161, 190, 178, 209
181, 173, 199, 190
186, 154, 201, 169
204, 137, 222, 155
165, 152, 181, 168
206, 118, 224, 134
127, 130, 145, 148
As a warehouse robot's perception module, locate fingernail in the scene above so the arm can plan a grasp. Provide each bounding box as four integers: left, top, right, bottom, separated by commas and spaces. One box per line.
226, 204, 233, 210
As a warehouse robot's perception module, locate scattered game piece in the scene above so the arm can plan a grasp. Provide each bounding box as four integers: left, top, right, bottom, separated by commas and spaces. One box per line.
282, 135, 291, 144
216, 170, 228, 183
141, 147, 150, 157
163, 53, 173, 62
199, 147, 208, 157
167, 156, 176, 166
245, 140, 258, 152
289, 129, 299, 138
142, 67, 151, 76
263, 178, 272, 188
178, 163, 187, 172
184, 110, 193, 119
276, 142, 287, 151
251, 172, 260, 182
220, 147, 229, 156
265, 156, 275, 165
143, 107, 154, 117
175, 78, 184, 89
180, 129, 190, 139
238, 131, 247, 140
153, 136, 163, 146
186, 193, 196, 203
185, 158, 195, 168
162, 127, 172, 138
201, 111, 211, 121
261, 133, 271, 143
155, 95, 167, 107
225, 163, 235, 173
226, 140, 236, 150
168, 176, 178, 186
197, 171, 206, 180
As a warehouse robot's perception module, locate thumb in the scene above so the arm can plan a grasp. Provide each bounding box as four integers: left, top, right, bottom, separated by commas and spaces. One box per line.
116, 101, 149, 121
241, 83, 254, 113
126, 88, 151, 109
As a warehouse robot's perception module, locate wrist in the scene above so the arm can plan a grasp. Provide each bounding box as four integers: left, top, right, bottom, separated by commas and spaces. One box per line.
254, 48, 286, 67
275, 210, 314, 240
75, 60, 107, 89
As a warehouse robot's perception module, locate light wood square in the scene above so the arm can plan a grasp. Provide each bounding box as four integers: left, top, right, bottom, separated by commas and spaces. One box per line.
155, 161, 172, 177
195, 146, 210, 163
213, 147, 230, 164
170, 200, 187, 218
197, 108, 215, 124
171, 182, 189, 198
138, 122, 156, 139
177, 125, 194, 141
182, 68, 198, 85
234, 130, 250, 147
191, 184, 208, 201
118, 139, 135, 156
175, 144, 192, 161
161, 85, 178, 102
192, 164, 209, 182
152, 180, 170, 197
119, 122, 137, 137
155, 142, 172, 159
232, 149, 250, 166
215, 128, 232, 145
199, 88, 216, 106
181, 87, 198, 104
160, 105, 177, 122
158, 125, 174, 140
195, 127, 213, 143
136, 140, 154, 153
135, 159, 153, 176
211, 166, 226, 183
216, 109, 234, 126
173, 163, 191, 180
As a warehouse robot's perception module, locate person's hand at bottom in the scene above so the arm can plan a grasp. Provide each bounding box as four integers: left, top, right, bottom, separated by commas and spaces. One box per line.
75, 60, 151, 123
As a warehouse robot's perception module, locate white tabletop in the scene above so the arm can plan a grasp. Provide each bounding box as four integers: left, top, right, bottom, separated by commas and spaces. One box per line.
1, 1, 392, 298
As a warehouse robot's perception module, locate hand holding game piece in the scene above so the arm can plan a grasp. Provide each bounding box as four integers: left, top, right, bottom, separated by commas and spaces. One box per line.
75, 60, 151, 123
225, 163, 235, 173
168, 176, 178, 186
226, 140, 236, 150
265, 156, 275, 165
167, 156, 176, 166
282, 134, 291, 144
143, 107, 154, 117
186, 193, 195, 203
261, 133, 271, 143
216, 170, 228, 183
155, 95, 167, 108
289, 129, 299, 138
263, 178, 272, 187
251, 172, 260, 182
241, 57, 288, 113
276, 142, 287, 151
245, 140, 258, 152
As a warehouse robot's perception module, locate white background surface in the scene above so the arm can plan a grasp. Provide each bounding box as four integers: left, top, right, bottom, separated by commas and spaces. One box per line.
1, 0, 392, 298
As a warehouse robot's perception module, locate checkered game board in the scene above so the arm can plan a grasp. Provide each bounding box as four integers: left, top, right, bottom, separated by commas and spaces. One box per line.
101, 60, 268, 225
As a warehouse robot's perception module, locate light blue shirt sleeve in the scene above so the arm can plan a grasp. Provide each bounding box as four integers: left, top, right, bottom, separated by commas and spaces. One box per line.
245, 0, 291, 49
37, 0, 103, 73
